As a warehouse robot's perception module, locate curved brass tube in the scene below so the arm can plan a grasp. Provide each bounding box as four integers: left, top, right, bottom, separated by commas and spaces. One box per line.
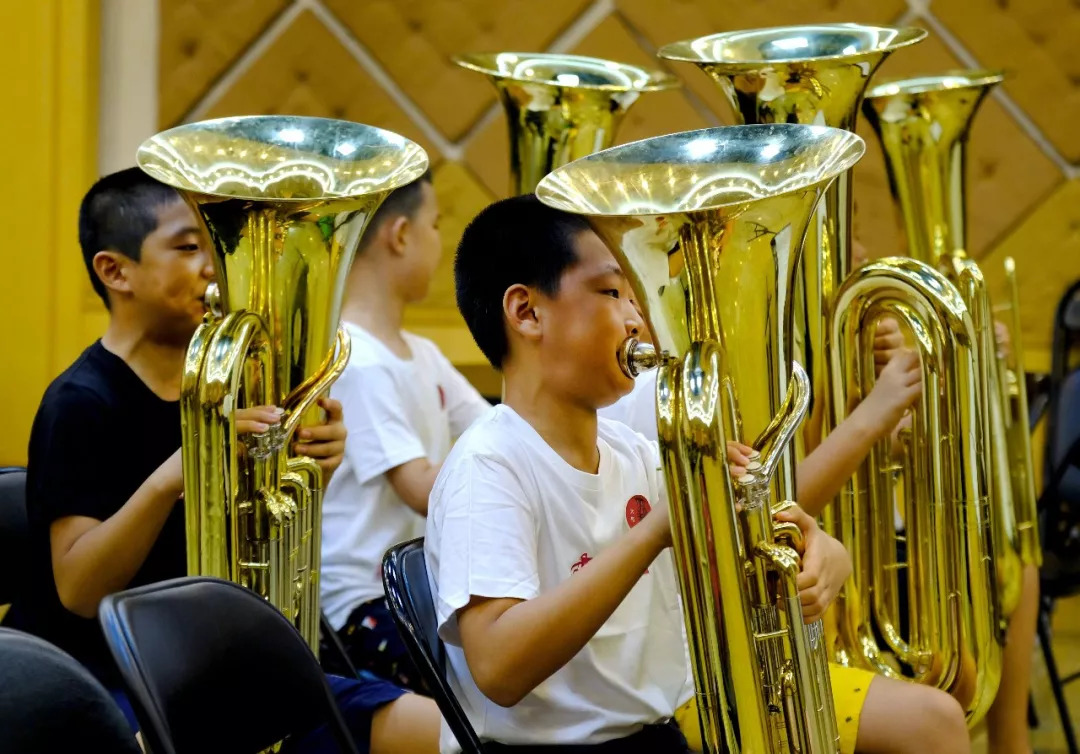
830, 258, 1003, 723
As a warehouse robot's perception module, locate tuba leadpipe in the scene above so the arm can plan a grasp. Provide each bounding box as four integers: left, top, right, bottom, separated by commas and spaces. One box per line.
454, 52, 679, 195
538, 122, 865, 754
137, 116, 429, 650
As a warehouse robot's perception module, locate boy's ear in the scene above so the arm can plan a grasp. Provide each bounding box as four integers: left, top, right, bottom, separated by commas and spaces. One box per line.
503, 283, 542, 343
386, 215, 411, 256
92, 250, 134, 298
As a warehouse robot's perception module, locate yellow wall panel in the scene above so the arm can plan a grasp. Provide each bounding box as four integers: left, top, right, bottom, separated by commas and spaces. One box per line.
0, 1, 100, 466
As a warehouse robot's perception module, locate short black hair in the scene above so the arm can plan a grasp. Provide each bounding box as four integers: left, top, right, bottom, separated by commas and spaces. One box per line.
357, 168, 434, 254
455, 194, 591, 369
78, 167, 182, 307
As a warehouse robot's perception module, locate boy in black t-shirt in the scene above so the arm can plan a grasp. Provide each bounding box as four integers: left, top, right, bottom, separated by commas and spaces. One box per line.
17, 168, 440, 753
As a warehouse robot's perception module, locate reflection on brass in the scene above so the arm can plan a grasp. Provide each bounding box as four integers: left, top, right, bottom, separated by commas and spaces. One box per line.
862, 72, 1041, 719
138, 115, 429, 650
538, 122, 864, 754
454, 52, 679, 195
658, 25, 926, 458
828, 256, 1003, 725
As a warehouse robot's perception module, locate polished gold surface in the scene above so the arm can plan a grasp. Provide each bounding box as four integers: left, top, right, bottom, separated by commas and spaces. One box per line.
538, 122, 865, 753
863, 71, 1005, 269
829, 257, 1002, 724
657, 24, 926, 460
863, 70, 1041, 631
138, 115, 429, 649
998, 257, 1041, 569
453, 52, 679, 195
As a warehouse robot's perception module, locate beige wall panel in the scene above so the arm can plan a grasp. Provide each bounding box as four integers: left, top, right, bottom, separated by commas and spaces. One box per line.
981, 179, 1080, 373
851, 25, 1063, 263
324, 0, 593, 141
934, 0, 1080, 162
159, 0, 289, 126
200, 10, 439, 165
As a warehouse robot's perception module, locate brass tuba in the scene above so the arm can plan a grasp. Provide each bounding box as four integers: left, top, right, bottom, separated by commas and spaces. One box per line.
657, 27, 1009, 721
828, 256, 1003, 723
136, 115, 429, 650
657, 24, 926, 460
537, 123, 865, 753
863, 70, 1042, 571
862, 69, 1040, 665
454, 52, 679, 195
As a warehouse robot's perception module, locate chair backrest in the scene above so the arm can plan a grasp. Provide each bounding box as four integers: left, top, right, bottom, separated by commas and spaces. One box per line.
98, 576, 358, 754
1039, 281, 1080, 595
0, 468, 28, 607
382, 538, 483, 753
1046, 280, 1080, 483
0, 627, 141, 753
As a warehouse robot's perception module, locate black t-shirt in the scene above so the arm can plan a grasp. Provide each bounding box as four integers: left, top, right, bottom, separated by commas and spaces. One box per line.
20, 341, 186, 688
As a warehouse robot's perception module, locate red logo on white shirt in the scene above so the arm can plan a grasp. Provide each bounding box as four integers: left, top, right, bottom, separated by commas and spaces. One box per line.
570, 552, 593, 574
438, 385, 446, 409
625, 495, 651, 527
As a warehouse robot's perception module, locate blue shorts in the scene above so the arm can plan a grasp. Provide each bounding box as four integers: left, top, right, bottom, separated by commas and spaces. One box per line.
110, 672, 406, 753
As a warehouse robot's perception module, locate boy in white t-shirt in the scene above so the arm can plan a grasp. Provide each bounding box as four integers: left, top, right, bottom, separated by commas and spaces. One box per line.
425, 196, 971, 754
321, 170, 492, 691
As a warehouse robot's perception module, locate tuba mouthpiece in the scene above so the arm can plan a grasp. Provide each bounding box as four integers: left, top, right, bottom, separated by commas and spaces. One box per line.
618, 338, 660, 378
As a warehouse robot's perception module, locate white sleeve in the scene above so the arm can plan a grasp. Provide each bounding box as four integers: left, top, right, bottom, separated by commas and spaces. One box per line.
431, 454, 539, 646
331, 364, 427, 486
435, 351, 493, 438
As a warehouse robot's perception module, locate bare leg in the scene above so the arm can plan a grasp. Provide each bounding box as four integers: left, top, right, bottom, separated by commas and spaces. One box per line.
855, 675, 970, 754
987, 563, 1039, 754
370, 693, 442, 754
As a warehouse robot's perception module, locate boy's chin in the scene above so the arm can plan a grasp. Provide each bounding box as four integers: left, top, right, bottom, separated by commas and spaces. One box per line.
592, 374, 635, 410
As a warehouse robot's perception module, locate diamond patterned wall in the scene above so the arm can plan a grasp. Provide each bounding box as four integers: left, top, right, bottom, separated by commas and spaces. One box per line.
158, 0, 1073, 375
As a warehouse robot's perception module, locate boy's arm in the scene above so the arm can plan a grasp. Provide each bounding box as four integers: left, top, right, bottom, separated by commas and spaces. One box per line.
385, 459, 440, 515
796, 349, 921, 517
335, 364, 433, 514
49, 406, 282, 618
458, 512, 670, 707
50, 450, 185, 618
433, 450, 672, 708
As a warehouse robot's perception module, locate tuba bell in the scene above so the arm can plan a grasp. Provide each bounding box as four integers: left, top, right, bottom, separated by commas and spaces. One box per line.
454, 51, 679, 195
136, 115, 429, 650
537, 122, 865, 754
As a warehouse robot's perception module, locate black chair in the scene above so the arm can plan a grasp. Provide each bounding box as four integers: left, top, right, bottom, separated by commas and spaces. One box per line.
0, 467, 28, 610
0, 627, 140, 753
98, 576, 358, 754
383, 537, 483, 754
1031, 280, 1080, 754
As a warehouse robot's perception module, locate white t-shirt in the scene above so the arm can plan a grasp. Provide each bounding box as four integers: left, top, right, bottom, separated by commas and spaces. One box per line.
320, 322, 492, 628
598, 370, 658, 442
425, 405, 692, 752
